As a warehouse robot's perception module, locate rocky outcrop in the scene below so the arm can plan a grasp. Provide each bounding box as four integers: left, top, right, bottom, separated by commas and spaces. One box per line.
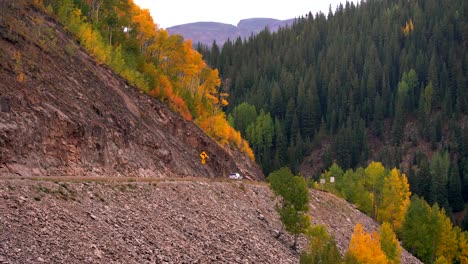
0, 1, 262, 180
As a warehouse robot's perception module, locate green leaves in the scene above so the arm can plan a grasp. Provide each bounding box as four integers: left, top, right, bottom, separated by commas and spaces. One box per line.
268, 167, 310, 249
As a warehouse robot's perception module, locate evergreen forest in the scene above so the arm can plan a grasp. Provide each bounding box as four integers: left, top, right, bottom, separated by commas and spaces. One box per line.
198, 0, 468, 227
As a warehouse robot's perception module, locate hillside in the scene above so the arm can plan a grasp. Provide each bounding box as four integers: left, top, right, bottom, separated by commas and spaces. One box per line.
167, 18, 294, 46
0, 177, 422, 263
0, 2, 427, 263
0, 1, 262, 180
198, 0, 468, 218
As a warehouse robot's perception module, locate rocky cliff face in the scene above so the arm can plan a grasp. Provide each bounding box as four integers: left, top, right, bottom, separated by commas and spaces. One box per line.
0, 1, 262, 180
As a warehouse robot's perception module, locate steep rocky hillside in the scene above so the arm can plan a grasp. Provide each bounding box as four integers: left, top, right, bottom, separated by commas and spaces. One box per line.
0, 1, 262, 180
0, 177, 422, 263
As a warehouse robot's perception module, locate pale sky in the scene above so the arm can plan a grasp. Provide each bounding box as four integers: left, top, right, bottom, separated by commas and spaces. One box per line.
132, 0, 358, 29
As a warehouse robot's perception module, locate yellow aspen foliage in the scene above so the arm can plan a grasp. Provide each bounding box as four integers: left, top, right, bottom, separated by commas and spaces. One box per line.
434, 256, 449, 264
402, 19, 414, 37
199, 113, 231, 145
131, 6, 157, 50
458, 232, 468, 264
242, 140, 255, 160
378, 168, 411, 231
364, 161, 386, 218
197, 113, 255, 160
199, 68, 221, 103
77, 23, 110, 64
435, 208, 458, 263
379, 222, 402, 264
348, 223, 388, 264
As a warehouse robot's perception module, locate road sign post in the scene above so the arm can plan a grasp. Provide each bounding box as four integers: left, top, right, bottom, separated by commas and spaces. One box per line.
200, 151, 208, 164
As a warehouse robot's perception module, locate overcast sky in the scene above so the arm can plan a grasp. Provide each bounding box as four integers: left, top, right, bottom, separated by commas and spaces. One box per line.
132, 0, 357, 29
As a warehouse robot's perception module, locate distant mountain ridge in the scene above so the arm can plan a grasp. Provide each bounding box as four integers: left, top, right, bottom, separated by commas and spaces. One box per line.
167, 18, 295, 46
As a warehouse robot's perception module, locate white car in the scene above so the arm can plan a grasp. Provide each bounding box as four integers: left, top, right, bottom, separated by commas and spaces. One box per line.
228, 173, 243, 180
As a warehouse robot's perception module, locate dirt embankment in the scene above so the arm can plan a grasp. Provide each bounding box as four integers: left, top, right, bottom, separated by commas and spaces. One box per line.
0, 1, 262, 180
0, 178, 422, 264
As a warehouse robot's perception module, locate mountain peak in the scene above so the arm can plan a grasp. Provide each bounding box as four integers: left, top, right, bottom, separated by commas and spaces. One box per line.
167, 18, 294, 46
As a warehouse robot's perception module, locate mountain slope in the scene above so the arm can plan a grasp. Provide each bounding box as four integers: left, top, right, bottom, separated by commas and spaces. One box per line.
167, 18, 294, 46
0, 2, 422, 263
198, 0, 467, 185
0, 177, 422, 263
0, 1, 262, 180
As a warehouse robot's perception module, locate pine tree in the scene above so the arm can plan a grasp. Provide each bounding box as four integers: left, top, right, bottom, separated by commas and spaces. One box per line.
429, 151, 450, 210
270, 82, 283, 117
447, 162, 464, 212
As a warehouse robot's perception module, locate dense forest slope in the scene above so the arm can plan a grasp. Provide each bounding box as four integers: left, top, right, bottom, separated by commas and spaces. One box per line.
199, 0, 468, 218
0, 1, 262, 180
0, 177, 422, 263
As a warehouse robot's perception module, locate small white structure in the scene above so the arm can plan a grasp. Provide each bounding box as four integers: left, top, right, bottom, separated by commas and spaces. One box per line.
229, 173, 243, 180
319, 178, 326, 184
330, 177, 335, 183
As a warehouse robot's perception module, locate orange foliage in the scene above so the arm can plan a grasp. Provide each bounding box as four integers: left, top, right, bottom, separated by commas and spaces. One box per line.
198, 113, 255, 160
348, 224, 388, 264
131, 5, 157, 50
170, 94, 192, 121
52, 0, 253, 160
402, 19, 414, 37
152, 74, 192, 120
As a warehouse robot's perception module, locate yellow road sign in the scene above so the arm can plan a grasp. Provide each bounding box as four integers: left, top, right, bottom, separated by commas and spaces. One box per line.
200, 151, 208, 164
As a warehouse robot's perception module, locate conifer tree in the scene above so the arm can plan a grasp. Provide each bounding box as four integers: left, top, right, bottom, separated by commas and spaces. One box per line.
447, 162, 464, 212
429, 151, 450, 210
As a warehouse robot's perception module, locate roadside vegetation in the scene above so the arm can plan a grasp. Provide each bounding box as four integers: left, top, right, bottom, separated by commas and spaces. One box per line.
314, 162, 468, 263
